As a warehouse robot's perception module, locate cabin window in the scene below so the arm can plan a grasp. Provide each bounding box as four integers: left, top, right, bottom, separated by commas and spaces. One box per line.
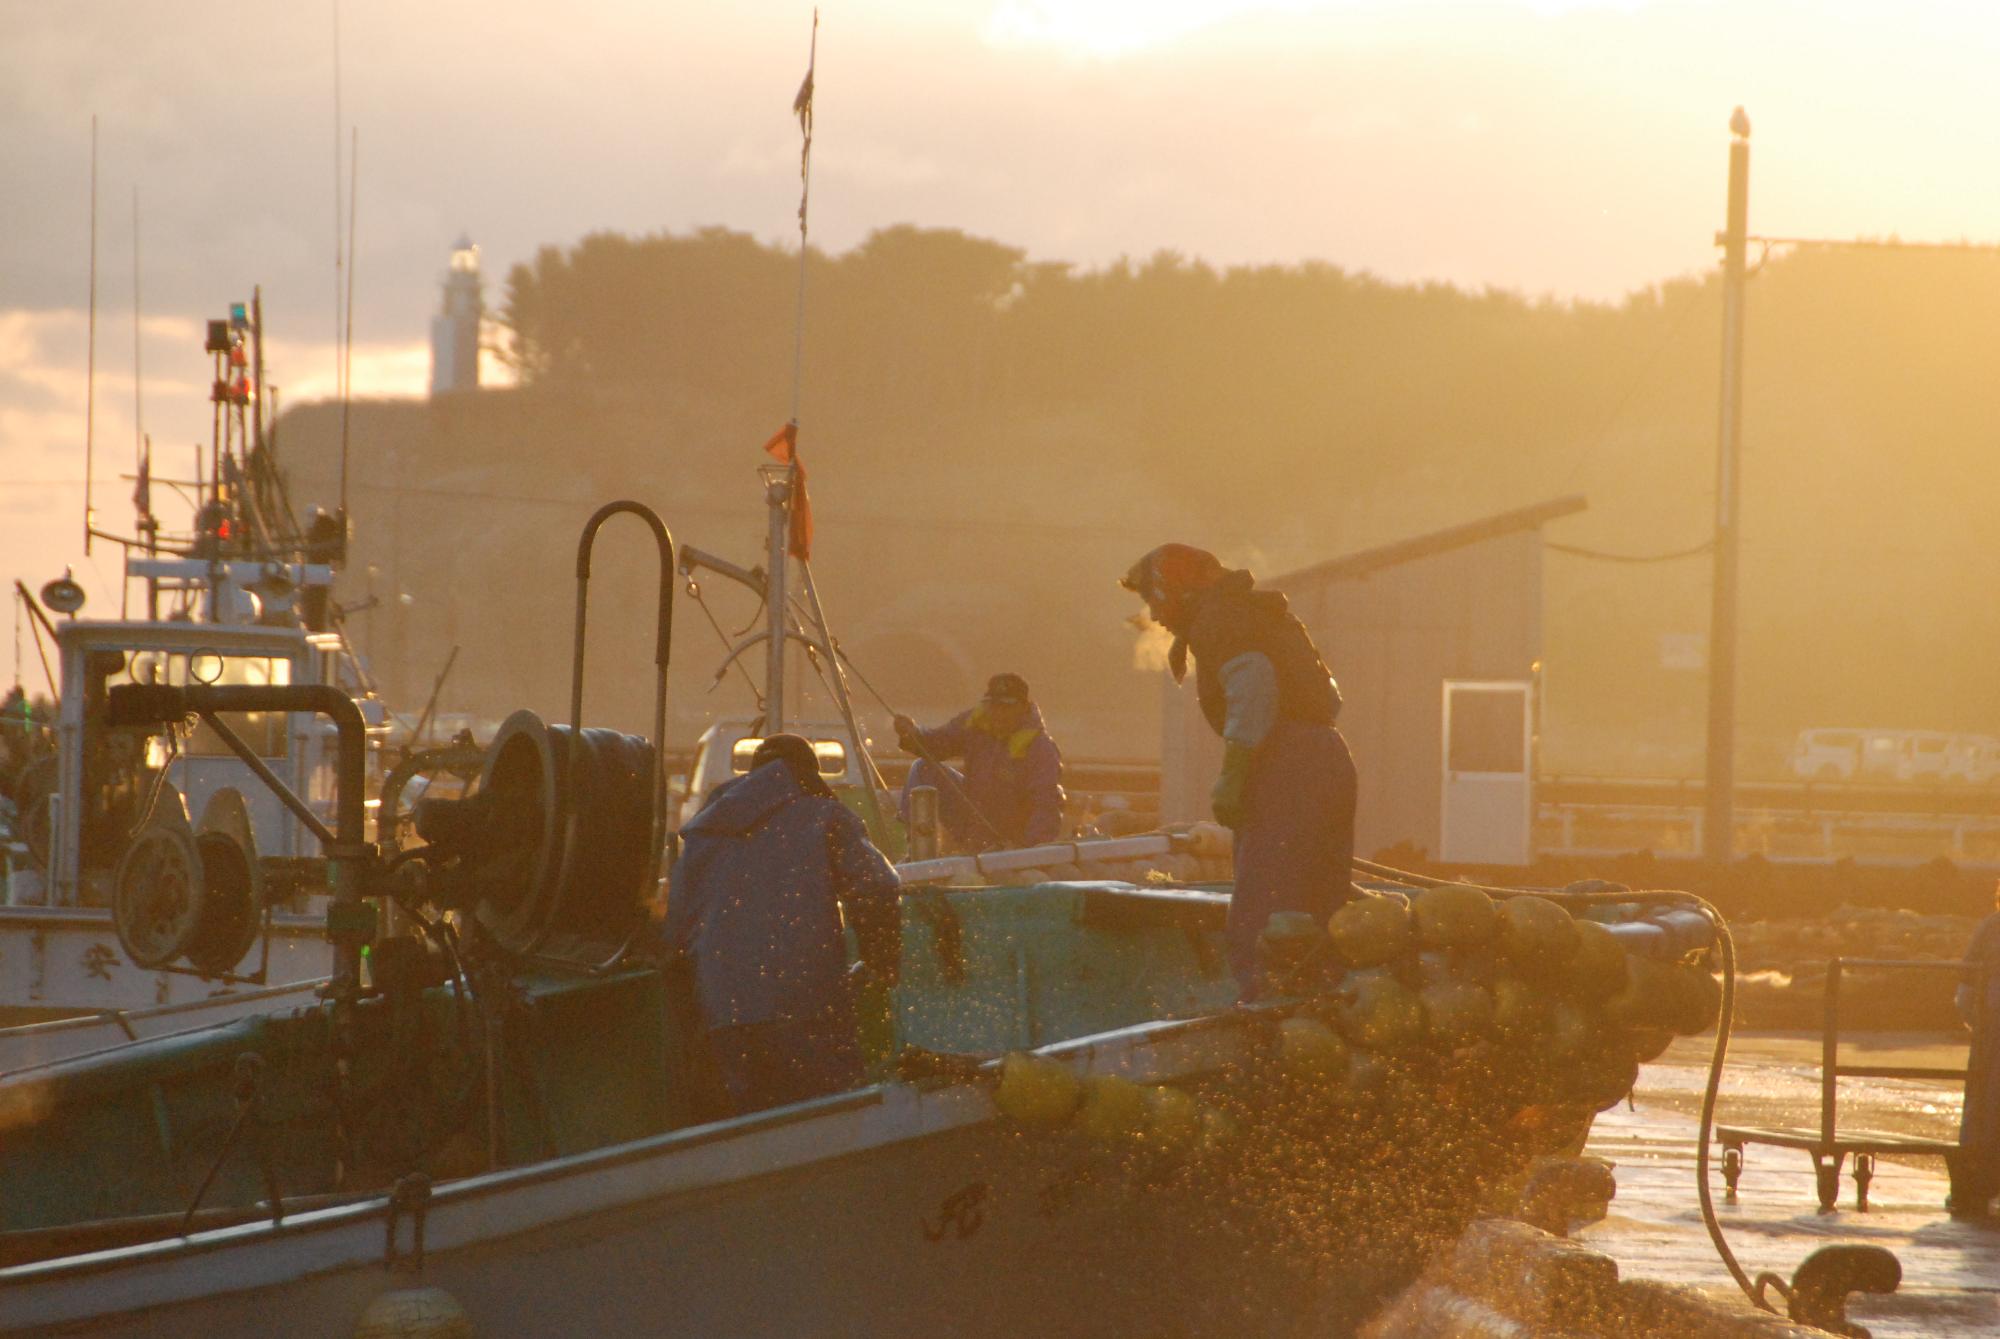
1447, 692, 1526, 774
728, 737, 848, 777
119, 651, 292, 758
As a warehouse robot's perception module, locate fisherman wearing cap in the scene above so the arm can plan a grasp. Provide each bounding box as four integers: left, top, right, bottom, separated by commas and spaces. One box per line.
892, 673, 1066, 852
666, 733, 902, 1115
1122, 544, 1358, 996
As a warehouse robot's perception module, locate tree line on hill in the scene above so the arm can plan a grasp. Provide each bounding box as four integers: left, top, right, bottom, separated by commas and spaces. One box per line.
479, 225, 2000, 773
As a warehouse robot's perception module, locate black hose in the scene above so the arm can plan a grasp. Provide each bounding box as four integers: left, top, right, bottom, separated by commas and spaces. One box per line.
1696, 914, 1768, 1309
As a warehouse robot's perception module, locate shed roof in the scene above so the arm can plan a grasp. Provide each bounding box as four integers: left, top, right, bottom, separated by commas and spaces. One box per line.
1272, 494, 1588, 588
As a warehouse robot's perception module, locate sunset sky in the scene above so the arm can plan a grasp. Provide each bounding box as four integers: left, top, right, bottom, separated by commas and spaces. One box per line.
4, 0, 1998, 629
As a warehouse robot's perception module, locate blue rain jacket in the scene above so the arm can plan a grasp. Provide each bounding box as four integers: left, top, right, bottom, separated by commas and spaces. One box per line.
667, 760, 901, 1031
900, 704, 1064, 849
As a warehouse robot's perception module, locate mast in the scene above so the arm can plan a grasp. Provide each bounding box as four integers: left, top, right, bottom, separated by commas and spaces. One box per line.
766, 9, 818, 735
764, 467, 789, 733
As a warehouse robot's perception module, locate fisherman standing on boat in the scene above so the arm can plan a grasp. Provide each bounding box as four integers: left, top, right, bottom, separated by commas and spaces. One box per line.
892, 673, 1065, 852
666, 733, 902, 1115
1121, 544, 1357, 997
1951, 879, 2000, 1220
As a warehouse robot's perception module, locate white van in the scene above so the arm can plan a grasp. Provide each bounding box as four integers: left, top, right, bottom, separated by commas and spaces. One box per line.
1792, 728, 1863, 781
1951, 735, 2000, 785
1793, 727, 1996, 784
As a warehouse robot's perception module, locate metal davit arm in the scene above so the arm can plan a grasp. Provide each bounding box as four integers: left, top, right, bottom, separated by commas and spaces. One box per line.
569, 500, 676, 885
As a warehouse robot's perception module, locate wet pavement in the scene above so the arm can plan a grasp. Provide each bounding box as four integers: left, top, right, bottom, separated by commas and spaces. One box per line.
1580, 1030, 1999, 1336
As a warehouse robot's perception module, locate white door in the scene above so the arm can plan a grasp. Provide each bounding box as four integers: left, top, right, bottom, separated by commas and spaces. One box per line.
1440, 680, 1533, 865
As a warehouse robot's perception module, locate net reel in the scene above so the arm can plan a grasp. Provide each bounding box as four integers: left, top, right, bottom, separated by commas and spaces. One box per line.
412, 710, 655, 960
113, 787, 263, 977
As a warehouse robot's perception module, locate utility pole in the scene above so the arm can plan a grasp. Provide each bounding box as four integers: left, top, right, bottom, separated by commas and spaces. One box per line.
1704, 108, 1751, 864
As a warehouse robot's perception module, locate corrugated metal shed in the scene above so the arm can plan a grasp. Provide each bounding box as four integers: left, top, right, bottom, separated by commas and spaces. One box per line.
1160, 495, 1587, 859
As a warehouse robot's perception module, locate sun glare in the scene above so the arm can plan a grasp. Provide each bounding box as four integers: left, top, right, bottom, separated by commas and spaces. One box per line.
981, 0, 1318, 58
981, 0, 1655, 58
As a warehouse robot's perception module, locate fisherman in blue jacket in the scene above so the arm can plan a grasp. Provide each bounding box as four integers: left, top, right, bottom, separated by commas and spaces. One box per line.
893, 673, 1066, 852
666, 733, 902, 1115
1122, 544, 1358, 997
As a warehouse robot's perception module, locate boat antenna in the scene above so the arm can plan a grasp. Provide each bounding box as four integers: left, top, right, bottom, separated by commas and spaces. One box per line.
83, 114, 98, 556
339, 125, 357, 519
126, 187, 141, 618
330, 0, 350, 521
131, 188, 142, 483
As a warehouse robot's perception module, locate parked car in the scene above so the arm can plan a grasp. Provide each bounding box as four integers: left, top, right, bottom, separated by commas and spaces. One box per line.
674, 718, 904, 854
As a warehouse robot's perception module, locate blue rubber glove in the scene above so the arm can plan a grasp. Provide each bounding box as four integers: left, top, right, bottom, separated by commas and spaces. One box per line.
1211, 741, 1256, 829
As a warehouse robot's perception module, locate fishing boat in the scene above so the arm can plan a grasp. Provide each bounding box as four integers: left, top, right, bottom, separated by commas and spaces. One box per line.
0, 492, 1728, 1338
0, 294, 434, 1025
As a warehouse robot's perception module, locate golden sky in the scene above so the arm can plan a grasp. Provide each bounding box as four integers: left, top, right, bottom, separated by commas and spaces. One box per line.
4, 0, 1999, 615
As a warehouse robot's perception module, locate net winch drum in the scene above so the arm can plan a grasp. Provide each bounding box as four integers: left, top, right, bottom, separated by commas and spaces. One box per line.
112, 786, 262, 976
468, 709, 656, 958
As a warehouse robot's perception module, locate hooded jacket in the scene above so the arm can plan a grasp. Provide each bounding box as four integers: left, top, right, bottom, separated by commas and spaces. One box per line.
904, 702, 1065, 847
666, 759, 900, 1030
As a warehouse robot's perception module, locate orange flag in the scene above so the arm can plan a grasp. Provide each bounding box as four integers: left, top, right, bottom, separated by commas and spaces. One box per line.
762, 421, 813, 561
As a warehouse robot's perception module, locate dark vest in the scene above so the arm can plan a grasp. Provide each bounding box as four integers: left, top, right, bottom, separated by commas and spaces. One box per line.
1186, 576, 1340, 738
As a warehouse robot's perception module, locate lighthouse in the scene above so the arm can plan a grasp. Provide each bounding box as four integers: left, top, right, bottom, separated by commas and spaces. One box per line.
429, 236, 483, 395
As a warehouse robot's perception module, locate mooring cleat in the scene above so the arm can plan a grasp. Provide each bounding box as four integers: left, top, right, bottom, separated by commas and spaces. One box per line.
1786, 1244, 1903, 1338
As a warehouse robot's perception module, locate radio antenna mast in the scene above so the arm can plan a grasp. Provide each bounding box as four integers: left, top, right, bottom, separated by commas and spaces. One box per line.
84, 115, 98, 556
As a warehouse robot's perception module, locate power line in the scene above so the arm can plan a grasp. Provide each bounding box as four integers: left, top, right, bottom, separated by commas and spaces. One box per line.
1554, 284, 1719, 496
1546, 538, 1713, 564
347, 479, 1164, 541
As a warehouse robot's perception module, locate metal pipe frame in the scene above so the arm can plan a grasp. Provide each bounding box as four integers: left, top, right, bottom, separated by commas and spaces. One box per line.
569, 500, 675, 890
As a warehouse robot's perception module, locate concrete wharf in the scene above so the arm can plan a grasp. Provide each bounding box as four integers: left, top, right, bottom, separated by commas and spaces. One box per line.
1581, 1039, 2000, 1336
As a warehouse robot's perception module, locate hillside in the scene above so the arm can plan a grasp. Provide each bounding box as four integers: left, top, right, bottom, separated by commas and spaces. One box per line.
277, 227, 2000, 770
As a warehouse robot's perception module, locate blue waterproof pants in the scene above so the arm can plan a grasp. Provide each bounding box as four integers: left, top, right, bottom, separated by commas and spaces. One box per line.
1227, 719, 1358, 996
706, 1006, 864, 1116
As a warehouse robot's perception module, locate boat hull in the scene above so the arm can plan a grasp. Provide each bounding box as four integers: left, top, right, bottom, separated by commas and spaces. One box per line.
0, 906, 329, 1022
5, 1018, 1388, 1339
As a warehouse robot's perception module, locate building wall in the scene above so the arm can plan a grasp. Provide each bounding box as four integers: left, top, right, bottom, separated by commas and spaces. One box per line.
1161, 527, 1544, 860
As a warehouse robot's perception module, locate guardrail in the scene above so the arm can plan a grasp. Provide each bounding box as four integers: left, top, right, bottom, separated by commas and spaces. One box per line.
1538, 797, 2000, 863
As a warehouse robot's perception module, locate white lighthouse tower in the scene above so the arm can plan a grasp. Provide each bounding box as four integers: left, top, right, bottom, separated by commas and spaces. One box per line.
429, 235, 483, 395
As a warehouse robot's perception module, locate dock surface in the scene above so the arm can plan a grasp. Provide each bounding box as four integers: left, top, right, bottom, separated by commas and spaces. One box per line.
1582, 1034, 2000, 1336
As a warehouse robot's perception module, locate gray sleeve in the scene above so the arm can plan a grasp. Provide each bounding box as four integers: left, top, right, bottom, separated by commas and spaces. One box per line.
1218, 652, 1278, 748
